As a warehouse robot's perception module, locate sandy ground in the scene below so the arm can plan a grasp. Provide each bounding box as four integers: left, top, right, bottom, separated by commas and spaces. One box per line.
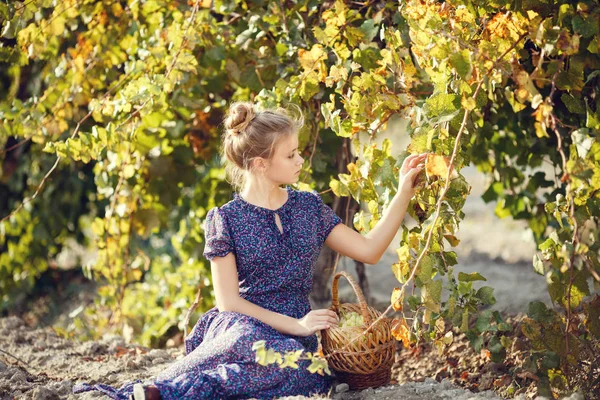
0, 314, 509, 400
1, 124, 560, 399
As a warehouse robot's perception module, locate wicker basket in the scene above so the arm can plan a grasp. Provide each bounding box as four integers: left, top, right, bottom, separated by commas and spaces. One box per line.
320, 271, 395, 390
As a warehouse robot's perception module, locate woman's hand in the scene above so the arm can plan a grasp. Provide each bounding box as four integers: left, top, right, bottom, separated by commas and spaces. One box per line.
293, 309, 339, 337
398, 153, 428, 198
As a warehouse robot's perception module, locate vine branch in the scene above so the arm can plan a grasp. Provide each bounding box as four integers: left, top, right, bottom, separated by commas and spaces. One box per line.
323, 31, 528, 359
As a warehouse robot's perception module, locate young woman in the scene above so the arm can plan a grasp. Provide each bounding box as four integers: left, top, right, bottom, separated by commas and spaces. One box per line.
73, 102, 426, 399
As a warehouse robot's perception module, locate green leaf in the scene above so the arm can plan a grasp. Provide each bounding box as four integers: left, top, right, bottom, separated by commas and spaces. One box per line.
476, 286, 496, 305
481, 181, 503, 203
475, 310, 493, 333
539, 237, 557, 252
560, 93, 586, 114
449, 49, 472, 79
417, 255, 435, 285
533, 254, 545, 276
461, 310, 470, 333
583, 297, 600, 337
360, 20, 379, 42
424, 94, 459, 118
407, 295, 420, 310
586, 104, 600, 129
422, 279, 442, 313
458, 272, 487, 282
458, 281, 472, 296
527, 301, 553, 323
428, 279, 442, 303
443, 251, 458, 266
572, 15, 599, 38
568, 271, 591, 308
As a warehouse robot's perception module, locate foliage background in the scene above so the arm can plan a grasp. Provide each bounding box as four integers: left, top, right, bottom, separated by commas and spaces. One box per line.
1, 0, 599, 396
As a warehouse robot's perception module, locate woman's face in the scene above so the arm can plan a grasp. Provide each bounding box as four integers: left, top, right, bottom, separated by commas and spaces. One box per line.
263, 134, 304, 185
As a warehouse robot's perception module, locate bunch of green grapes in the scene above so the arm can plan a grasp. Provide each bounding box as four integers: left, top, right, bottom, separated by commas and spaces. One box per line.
338, 311, 364, 329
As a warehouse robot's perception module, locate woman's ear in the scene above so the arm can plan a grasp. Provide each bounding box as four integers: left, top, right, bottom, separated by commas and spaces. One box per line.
251, 157, 268, 173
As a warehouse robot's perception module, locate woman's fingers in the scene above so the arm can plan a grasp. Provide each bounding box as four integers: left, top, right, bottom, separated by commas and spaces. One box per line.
315, 315, 338, 324
410, 154, 428, 168
402, 153, 428, 173
401, 154, 420, 172
406, 165, 423, 184
317, 309, 339, 321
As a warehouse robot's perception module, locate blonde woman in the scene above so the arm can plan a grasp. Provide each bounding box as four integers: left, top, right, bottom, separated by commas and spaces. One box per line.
73, 102, 425, 399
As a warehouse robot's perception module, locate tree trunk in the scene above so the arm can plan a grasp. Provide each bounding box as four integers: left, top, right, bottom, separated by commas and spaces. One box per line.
310, 138, 372, 308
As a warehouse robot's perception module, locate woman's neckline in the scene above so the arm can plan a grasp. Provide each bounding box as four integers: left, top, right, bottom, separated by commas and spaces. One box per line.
234, 185, 293, 213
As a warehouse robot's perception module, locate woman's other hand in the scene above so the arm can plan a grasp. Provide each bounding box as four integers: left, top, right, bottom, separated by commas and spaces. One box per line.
293, 309, 339, 337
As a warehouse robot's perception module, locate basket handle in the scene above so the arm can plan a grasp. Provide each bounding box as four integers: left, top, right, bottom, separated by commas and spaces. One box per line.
331, 271, 372, 325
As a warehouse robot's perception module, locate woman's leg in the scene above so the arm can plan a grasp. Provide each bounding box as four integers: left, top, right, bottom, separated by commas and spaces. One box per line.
153, 325, 330, 399
153, 358, 331, 399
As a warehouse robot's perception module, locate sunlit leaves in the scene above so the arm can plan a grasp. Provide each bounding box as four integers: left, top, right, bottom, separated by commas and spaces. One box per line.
424, 94, 459, 120
391, 317, 412, 348
457, 272, 487, 282
391, 287, 404, 311
425, 154, 455, 179
252, 340, 330, 375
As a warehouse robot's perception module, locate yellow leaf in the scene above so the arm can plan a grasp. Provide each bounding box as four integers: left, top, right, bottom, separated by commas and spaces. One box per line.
514, 70, 529, 86
74, 55, 85, 73
461, 96, 476, 111
534, 121, 550, 138
426, 154, 453, 178
265, 349, 282, 365
408, 232, 420, 249
443, 234, 460, 247
435, 317, 445, 334
298, 45, 326, 72
460, 309, 469, 332
111, 3, 124, 17
307, 355, 331, 376
325, 64, 348, 87
391, 287, 404, 311
391, 318, 411, 348
515, 88, 529, 103
255, 347, 267, 366
391, 262, 409, 283
49, 16, 65, 36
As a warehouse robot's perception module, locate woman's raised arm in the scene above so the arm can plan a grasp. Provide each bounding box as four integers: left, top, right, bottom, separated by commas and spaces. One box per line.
324, 153, 427, 265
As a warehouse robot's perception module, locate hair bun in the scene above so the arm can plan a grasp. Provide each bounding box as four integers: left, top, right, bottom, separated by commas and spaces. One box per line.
225, 102, 256, 136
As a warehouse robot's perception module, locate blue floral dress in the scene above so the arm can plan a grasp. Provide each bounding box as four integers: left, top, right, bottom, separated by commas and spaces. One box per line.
73, 185, 343, 399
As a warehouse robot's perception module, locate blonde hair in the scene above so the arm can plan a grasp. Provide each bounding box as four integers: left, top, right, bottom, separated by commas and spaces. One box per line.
221, 102, 303, 193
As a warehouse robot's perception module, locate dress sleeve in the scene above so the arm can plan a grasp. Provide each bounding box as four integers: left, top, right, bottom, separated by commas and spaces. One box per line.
203, 206, 235, 260
313, 191, 343, 242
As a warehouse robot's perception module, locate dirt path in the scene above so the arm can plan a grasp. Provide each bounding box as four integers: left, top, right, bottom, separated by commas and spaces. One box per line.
1, 315, 509, 400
